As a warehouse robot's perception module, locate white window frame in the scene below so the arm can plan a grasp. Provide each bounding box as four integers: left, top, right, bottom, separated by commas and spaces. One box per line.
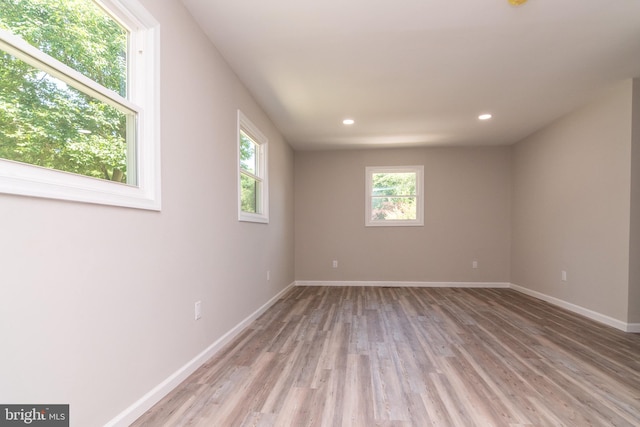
0, 0, 161, 210
238, 110, 269, 223
365, 165, 424, 227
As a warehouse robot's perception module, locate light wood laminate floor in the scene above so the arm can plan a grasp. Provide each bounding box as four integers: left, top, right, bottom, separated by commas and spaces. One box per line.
132, 287, 640, 426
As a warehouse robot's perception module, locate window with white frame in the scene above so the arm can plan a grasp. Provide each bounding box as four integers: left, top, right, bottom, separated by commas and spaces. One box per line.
238, 111, 268, 223
365, 165, 424, 226
0, 0, 160, 210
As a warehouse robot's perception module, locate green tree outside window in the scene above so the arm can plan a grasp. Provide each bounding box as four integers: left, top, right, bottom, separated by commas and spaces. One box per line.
371, 172, 417, 220
0, 0, 132, 183
240, 131, 262, 214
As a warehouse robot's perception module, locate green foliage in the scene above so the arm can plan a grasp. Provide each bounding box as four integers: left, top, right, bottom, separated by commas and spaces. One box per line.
371, 172, 417, 220
0, 0, 126, 95
0, 0, 131, 182
240, 132, 260, 213
372, 172, 416, 196
240, 173, 259, 213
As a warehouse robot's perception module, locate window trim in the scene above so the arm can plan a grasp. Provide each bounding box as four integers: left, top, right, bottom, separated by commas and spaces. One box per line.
365, 165, 424, 227
237, 110, 269, 223
0, 0, 161, 210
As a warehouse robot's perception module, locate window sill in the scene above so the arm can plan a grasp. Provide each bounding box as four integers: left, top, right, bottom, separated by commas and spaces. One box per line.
239, 212, 269, 224
0, 159, 161, 210
365, 221, 424, 227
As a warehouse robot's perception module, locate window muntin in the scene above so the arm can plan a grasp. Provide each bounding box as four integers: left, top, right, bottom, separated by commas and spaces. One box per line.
366, 166, 424, 227
238, 111, 268, 223
0, 0, 160, 210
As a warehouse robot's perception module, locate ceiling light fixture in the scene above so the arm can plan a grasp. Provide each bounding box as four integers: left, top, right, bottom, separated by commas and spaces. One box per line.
508, 0, 528, 6
478, 114, 492, 120
343, 119, 355, 125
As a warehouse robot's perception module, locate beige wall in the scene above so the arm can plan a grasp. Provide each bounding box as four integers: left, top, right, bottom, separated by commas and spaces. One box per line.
0, 1, 294, 425
511, 80, 634, 322
629, 79, 640, 324
295, 147, 511, 283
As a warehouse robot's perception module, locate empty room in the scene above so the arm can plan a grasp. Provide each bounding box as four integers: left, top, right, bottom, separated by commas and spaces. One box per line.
1, 0, 639, 426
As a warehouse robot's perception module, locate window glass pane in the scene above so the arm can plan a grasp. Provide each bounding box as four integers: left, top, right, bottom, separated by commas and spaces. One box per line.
240, 173, 261, 214
371, 196, 417, 221
0, 51, 134, 183
366, 166, 423, 227
238, 111, 268, 223
0, 0, 128, 97
239, 131, 258, 175
372, 172, 416, 196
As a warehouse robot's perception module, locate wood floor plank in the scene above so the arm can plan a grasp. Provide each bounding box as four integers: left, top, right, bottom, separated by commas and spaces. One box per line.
132, 287, 640, 426
419, 374, 456, 426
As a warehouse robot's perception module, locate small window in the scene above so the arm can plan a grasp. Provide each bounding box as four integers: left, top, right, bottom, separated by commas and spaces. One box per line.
365, 165, 424, 227
0, 0, 160, 210
238, 111, 268, 223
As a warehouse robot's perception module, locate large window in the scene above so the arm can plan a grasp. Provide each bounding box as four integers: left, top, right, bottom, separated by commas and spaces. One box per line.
0, 0, 160, 209
238, 110, 268, 223
365, 165, 424, 227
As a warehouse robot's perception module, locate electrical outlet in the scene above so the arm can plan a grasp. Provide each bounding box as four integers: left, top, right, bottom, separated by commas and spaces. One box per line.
195, 301, 202, 320
332, 260, 338, 268
472, 260, 478, 269
267, 270, 270, 281
561, 271, 567, 282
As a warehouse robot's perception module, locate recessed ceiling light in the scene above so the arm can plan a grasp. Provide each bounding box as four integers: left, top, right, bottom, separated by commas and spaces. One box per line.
343, 119, 355, 125
478, 114, 492, 120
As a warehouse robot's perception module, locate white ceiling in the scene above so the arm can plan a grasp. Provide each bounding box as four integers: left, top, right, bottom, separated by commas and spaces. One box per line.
181, 0, 640, 150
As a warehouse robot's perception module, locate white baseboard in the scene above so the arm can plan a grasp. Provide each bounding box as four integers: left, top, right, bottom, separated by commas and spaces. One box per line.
295, 280, 511, 288
627, 323, 640, 333
509, 283, 631, 332
104, 281, 296, 427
